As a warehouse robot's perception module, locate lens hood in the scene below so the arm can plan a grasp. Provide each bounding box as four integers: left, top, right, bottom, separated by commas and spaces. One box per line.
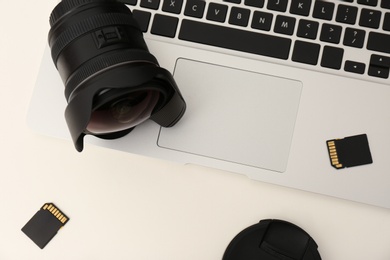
65, 63, 185, 152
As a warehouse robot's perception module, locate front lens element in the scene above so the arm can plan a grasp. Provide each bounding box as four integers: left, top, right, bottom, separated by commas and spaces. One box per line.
87, 90, 160, 134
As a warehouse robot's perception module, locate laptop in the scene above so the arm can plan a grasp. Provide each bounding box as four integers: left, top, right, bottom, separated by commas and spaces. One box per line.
28, 0, 390, 208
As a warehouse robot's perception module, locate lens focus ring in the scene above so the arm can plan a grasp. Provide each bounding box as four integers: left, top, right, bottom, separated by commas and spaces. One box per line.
65, 49, 159, 100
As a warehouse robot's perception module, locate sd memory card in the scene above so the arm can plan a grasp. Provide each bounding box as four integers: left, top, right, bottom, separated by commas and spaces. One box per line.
21, 203, 69, 249
326, 134, 373, 169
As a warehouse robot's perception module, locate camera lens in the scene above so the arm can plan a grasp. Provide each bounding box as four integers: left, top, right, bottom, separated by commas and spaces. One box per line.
48, 0, 186, 151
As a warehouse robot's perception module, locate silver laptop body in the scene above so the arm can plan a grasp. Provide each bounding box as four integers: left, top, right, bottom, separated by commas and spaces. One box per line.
28, 0, 390, 208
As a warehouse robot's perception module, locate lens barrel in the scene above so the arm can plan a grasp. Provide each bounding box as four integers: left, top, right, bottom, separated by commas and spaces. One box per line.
48, 0, 186, 151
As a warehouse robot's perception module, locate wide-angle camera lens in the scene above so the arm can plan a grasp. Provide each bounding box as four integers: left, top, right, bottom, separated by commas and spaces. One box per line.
48, 0, 186, 151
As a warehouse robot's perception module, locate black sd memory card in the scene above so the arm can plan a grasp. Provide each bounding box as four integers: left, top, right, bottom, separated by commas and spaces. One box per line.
21, 203, 69, 249
326, 134, 373, 169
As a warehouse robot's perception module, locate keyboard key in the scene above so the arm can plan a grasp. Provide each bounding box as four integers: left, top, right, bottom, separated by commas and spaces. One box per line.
320, 24, 342, 44
343, 28, 365, 48
368, 66, 389, 78
206, 3, 228, 22
345, 60, 366, 74
313, 1, 335, 21
251, 11, 273, 31
357, 0, 378, 6
384, 13, 390, 31
359, 8, 381, 28
244, 0, 264, 8
297, 19, 319, 39
151, 14, 179, 37
184, 0, 205, 18
367, 32, 390, 54
370, 54, 390, 67
140, 0, 160, 9
162, 0, 183, 14
267, 0, 288, 12
274, 15, 296, 35
382, 0, 390, 8
229, 7, 250, 27
321, 46, 344, 70
179, 19, 292, 60
224, 0, 241, 3
290, 0, 311, 16
336, 5, 358, 24
292, 40, 320, 65
132, 10, 151, 32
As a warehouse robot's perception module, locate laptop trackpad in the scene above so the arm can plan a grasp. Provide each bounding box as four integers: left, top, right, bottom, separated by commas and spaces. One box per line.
157, 59, 302, 172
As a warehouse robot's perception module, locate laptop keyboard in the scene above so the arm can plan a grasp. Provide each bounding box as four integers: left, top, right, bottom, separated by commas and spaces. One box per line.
120, 0, 390, 81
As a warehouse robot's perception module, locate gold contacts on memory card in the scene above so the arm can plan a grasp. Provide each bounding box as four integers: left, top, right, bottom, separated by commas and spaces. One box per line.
22, 203, 69, 249
326, 134, 373, 169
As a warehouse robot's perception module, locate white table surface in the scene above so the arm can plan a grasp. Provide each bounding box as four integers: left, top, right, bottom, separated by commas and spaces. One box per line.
1, 1, 390, 259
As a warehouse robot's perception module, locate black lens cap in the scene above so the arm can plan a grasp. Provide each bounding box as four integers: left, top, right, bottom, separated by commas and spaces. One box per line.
223, 219, 321, 260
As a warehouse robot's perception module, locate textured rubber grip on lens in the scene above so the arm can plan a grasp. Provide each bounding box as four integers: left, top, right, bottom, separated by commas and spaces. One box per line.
50, 12, 141, 64
65, 50, 159, 100
50, 0, 117, 26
